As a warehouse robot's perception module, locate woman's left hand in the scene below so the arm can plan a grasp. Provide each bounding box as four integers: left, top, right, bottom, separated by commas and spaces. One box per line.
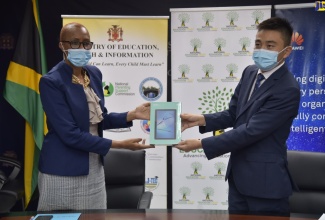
112, 138, 155, 150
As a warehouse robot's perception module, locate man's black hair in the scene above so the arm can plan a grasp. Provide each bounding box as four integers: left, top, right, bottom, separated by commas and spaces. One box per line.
257, 17, 293, 47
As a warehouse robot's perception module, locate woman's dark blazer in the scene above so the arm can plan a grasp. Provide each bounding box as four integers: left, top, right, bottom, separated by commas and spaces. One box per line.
39, 61, 132, 176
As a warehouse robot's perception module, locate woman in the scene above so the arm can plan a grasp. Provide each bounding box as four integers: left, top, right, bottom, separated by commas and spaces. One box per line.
37, 22, 154, 211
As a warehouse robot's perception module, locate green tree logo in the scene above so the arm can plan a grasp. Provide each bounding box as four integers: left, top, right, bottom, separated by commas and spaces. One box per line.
178, 64, 190, 78
198, 86, 233, 114
214, 162, 226, 175
179, 13, 190, 27
202, 64, 214, 78
239, 37, 251, 51
227, 11, 239, 26
214, 38, 226, 52
190, 38, 202, 52
202, 12, 214, 27
252, 10, 264, 25
226, 63, 238, 77
179, 187, 191, 200
203, 187, 214, 200
191, 161, 202, 175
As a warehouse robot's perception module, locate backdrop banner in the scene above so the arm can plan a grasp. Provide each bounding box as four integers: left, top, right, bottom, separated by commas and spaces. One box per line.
275, 3, 325, 152
62, 15, 169, 208
170, 6, 271, 209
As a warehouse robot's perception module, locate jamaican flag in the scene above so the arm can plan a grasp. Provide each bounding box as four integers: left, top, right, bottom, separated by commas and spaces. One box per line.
3, 0, 47, 207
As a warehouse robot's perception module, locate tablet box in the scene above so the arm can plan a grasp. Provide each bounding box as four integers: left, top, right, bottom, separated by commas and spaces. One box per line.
149, 102, 181, 146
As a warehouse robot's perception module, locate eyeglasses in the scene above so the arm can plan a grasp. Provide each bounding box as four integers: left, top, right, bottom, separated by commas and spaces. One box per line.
61, 41, 93, 50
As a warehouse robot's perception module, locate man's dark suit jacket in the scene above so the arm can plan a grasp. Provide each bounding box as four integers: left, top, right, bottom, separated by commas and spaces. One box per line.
39, 61, 132, 176
200, 64, 300, 199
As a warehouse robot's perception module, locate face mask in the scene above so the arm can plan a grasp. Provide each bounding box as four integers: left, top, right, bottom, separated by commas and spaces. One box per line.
252, 47, 287, 71
66, 49, 92, 67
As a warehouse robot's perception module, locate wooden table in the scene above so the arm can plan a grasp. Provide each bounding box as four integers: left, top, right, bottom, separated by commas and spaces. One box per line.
0, 209, 321, 220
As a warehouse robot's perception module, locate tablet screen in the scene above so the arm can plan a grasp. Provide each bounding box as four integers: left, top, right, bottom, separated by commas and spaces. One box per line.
154, 109, 176, 139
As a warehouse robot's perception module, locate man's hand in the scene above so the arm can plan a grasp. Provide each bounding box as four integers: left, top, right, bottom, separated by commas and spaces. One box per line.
112, 138, 155, 150
181, 113, 206, 132
173, 139, 202, 152
127, 102, 150, 121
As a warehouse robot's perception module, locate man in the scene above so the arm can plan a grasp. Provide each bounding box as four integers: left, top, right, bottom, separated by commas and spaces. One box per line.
174, 17, 300, 216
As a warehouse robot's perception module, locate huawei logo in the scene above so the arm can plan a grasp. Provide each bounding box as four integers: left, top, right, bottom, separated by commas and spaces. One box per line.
291, 32, 304, 46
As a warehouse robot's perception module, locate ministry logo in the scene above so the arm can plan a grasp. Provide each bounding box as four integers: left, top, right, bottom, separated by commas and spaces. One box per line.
107, 25, 123, 42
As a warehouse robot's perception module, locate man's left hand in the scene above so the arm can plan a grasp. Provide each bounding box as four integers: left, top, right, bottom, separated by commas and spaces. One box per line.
173, 139, 202, 152
127, 102, 150, 121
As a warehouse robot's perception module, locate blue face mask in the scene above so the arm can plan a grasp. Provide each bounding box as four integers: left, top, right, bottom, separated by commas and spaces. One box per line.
66, 49, 92, 67
252, 47, 286, 71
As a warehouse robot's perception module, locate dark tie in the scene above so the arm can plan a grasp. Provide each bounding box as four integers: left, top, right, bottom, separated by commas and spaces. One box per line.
253, 73, 265, 93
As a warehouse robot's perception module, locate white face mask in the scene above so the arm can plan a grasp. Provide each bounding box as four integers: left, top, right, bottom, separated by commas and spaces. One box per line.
252, 47, 287, 71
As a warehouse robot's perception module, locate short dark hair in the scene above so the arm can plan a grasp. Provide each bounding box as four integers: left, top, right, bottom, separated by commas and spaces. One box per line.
257, 17, 293, 47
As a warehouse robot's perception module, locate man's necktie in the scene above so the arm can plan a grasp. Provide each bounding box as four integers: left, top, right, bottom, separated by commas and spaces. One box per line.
253, 73, 265, 93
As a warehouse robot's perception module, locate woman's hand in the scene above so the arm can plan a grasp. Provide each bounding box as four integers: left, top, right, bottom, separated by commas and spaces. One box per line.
127, 102, 150, 121
112, 138, 155, 150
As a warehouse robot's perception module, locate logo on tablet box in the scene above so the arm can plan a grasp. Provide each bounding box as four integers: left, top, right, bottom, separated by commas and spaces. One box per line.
315, 1, 325, 11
